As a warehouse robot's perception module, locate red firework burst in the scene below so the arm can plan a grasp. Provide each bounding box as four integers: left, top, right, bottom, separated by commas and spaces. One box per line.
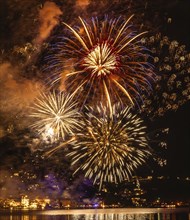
49, 15, 155, 110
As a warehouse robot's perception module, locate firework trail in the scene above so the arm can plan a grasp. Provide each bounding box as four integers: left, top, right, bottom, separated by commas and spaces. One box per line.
47, 15, 154, 111
29, 91, 82, 142
67, 103, 152, 189
44, 136, 76, 158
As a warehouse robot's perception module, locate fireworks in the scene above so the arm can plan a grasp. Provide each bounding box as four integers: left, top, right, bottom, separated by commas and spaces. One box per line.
67, 103, 152, 189
48, 15, 154, 109
141, 33, 190, 118
30, 91, 82, 141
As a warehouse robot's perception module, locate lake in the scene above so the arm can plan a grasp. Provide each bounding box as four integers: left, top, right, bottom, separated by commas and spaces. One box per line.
0, 208, 189, 220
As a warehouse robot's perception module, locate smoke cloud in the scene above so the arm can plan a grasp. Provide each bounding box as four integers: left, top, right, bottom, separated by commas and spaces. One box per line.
0, 62, 44, 113
75, 0, 90, 10
35, 1, 62, 45
0, 62, 45, 133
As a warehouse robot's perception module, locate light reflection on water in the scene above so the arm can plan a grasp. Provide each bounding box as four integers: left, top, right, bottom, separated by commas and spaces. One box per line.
0, 209, 189, 220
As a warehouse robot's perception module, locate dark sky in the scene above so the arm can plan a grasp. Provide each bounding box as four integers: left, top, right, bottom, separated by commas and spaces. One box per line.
165, 0, 190, 49
158, 0, 190, 176
161, 102, 190, 176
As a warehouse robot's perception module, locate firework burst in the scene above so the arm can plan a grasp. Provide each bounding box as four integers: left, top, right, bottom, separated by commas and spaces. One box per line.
29, 91, 82, 141
67, 103, 152, 189
48, 15, 154, 110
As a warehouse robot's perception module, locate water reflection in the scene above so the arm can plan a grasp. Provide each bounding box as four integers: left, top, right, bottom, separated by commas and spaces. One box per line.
0, 211, 189, 220
71, 213, 189, 220
73, 213, 152, 220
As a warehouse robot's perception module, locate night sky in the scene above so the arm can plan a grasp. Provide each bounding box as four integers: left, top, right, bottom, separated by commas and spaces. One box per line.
156, 0, 190, 176
0, 0, 190, 197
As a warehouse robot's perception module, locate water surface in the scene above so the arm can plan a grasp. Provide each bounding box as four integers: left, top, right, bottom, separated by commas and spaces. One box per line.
0, 208, 189, 220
